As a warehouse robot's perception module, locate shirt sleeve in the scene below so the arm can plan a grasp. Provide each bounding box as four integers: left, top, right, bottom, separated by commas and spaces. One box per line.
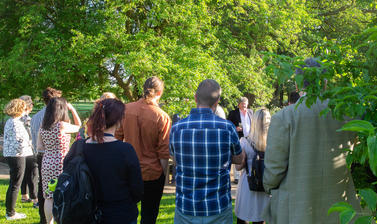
263, 114, 290, 194
156, 114, 172, 159
230, 124, 242, 156
169, 126, 175, 156
14, 120, 28, 154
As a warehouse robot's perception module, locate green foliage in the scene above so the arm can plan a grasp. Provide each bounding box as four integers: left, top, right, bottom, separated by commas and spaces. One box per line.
338, 120, 375, 136
359, 189, 377, 211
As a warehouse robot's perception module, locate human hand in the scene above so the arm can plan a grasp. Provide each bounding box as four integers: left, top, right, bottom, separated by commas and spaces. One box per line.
236, 126, 243, 132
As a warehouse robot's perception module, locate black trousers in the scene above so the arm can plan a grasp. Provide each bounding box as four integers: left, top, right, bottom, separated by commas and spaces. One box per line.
140, 174, 165, 224
20, 155, 38, 199
37, 153, 47, 224
237, 218, 263, 224
5, 157, 26, 216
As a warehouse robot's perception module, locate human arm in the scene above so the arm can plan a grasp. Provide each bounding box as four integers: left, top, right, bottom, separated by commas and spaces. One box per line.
235, 150, 246, 170
263, 115, 290, 194
230, 124, 243, 164
156, 114, 172, 172
36, 131, 45, 152
67, 103, 82, 127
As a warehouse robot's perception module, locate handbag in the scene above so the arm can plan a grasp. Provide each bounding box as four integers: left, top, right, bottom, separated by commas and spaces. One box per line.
244, 138, 265, 192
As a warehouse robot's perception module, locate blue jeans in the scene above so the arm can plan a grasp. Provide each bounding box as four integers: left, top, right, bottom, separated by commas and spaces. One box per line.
174, 205, 233, 224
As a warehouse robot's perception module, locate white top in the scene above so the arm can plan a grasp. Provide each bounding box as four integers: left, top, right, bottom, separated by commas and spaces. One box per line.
234, 137, 270, 222
240, 111, 251, 137
3, 117, 34, 157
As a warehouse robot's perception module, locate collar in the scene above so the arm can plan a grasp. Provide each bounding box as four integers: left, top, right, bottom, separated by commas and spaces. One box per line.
138, 98, 158, 107
190, 108, 214, 114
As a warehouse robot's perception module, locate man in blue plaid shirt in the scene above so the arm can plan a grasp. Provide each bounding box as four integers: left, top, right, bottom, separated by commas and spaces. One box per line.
170, 79, 244, 224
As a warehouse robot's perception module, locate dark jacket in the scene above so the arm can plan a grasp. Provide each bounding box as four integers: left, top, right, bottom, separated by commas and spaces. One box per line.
227, 108, 253, 138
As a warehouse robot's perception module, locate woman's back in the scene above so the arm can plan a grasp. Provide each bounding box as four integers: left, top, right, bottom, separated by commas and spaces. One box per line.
83, 140, 143, 224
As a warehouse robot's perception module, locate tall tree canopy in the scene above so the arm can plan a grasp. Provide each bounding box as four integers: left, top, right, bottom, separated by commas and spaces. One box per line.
0, 0, 376, 115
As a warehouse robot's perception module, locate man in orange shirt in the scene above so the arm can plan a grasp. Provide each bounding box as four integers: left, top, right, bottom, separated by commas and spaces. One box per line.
116, 76, 171, 224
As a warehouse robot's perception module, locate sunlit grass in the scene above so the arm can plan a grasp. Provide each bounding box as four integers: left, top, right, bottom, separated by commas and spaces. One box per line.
0, 179, 239, 223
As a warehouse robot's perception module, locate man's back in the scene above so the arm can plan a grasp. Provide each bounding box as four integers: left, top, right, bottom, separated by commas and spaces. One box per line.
170, 108, 241, 216
115, 98, 171, 181
263, 99, 361, 224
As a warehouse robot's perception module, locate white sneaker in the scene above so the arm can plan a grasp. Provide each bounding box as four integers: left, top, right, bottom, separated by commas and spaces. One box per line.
5, 212, 27, 220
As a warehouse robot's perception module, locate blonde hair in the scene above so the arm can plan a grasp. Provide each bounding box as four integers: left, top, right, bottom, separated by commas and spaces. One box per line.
4, 99, 26, 118
247, 108, 271, 152
99, 92, 117, 100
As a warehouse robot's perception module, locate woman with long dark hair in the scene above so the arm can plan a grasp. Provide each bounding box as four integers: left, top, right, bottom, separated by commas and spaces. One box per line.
77, 98, 143, 224
37, 97, 81, 224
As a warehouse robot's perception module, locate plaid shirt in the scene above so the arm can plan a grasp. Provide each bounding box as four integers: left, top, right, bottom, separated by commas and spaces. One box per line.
170, 108, 242, 216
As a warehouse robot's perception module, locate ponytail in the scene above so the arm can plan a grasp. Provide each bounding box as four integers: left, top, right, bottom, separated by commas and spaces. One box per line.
88, 102, 106, 143
143, 76, 164, 101
87, 99, 125, 143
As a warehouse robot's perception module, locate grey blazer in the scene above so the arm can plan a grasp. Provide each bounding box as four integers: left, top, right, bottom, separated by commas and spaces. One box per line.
263, 99, 362, 224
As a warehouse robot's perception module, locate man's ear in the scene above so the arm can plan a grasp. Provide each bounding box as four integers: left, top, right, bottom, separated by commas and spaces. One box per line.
194, 94, 198, 104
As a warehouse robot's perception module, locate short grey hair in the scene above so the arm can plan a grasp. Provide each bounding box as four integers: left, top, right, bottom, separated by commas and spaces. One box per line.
196, 79, 221, 107
238, 97, 248, 104
19, 95, 33, 109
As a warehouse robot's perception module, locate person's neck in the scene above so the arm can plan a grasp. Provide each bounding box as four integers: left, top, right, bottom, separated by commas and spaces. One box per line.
103, 126, 116, 136
147, 97, 160, 106
239, 108, 247, 114
197, 104, 216, 113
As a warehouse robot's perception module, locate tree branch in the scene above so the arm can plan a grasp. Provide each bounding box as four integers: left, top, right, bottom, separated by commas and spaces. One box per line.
318, 5, 351, 17
109, 64, 136, 101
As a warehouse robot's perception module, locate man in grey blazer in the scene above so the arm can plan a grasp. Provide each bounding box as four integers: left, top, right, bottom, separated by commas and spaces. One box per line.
263, 58, 362, 224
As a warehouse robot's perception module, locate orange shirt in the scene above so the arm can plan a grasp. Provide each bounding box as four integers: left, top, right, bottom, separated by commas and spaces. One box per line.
115, 99, 171, 181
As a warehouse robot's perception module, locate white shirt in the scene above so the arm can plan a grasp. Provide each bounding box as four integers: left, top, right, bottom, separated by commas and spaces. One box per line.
3, 117, 33, 157
240, 111, 251, 137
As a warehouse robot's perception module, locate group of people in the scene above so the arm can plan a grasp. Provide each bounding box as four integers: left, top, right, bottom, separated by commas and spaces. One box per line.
2, 59, 363, 224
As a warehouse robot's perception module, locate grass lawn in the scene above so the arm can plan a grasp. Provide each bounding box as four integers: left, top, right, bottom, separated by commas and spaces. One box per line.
0, 179, 239, 224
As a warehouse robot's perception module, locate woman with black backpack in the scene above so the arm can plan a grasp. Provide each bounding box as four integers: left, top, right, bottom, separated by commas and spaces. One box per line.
79, 98, 143, 224
234, 108, 271, 224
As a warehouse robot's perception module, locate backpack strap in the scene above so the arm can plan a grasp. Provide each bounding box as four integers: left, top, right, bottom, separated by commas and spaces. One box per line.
63, 138, 86, 168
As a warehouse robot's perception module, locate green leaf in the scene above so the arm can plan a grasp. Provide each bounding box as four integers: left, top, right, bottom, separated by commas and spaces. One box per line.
320, 107, 330, 117
295, 74, 304, 89
328, 202, 353, 215
340, 209, 356, 224
359, 189, 377, 211
337, 120, 375, 135
355, 216, 373, 224
367, 135, 377, 176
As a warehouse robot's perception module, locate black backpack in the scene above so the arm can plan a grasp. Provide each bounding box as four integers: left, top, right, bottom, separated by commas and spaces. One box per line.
52, 139, 100, 224
245, 139, 265, 192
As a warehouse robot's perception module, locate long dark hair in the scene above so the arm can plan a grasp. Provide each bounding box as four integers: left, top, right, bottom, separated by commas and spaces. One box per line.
87, 98, 125, 143
42, 97, 69, 130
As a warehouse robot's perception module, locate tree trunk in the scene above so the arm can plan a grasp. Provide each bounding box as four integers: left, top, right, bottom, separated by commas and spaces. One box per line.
110, 64, 137, 101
